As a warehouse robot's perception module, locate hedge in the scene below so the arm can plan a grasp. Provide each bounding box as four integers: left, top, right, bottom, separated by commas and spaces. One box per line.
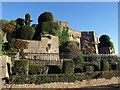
9, 70, 119, 84
12, 60, 29, 75
62, 59, 74, 74
29, 65, 48, 75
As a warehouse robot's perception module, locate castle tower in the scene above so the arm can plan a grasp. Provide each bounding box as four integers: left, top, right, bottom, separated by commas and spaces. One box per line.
81, 31, 98, 54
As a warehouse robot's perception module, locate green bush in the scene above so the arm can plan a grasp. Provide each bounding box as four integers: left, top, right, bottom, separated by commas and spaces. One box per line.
73, 55, 84, 63
16, 25, 35, 40
12, 60, 29, 75
62, 59, 74, 74
38, 12, 54, 23
100, 60, 110, 71
29, 65, 48, 75
84, 66, 94, 73
29, 65, 40, 75
9, 70, 119, 84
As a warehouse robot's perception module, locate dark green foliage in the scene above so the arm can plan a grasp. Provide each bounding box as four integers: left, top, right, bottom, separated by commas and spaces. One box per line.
62, 59, 74, 74
99, 35, 110, 43
60, 41, 80, 59
9, 70, 119, 84
29, 65, 48, 75
15, 18, 25, 26
0, 29, 3, 55
59, 29, 69, 46
99, 35, 114, 48
29, 65, 41, 75
100, 60, 110, 71
25, 13, 32, 25
84, 66, 94, 72
38, 12, 54, 23
12, 60, 29, 75
40, 22, 60, 35
16, 25, 35, 40
73, 54, 84, 63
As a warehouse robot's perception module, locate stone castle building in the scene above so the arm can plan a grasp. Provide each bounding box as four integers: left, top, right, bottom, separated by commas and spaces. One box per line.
19, 20, 115, 61
54, 20, 99, 54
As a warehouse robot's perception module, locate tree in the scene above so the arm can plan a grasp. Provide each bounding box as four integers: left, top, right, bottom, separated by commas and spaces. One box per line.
25, 13, 33, 25
16, 25, 35, 40
38, 12, 54, 23
60, 41, 80, 59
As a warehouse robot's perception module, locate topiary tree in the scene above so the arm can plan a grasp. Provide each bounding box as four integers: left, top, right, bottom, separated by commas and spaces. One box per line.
25, 13, 33, 25
16, 25, 35, 40
15, 18, 25, 27
99, 35, 110, 43
60, 41, 81, 59
38, 12, 54, 23
33, 12, 60, 40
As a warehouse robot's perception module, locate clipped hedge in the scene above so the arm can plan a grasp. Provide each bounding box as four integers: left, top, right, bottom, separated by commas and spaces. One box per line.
62, 59, 74, 74
29, 65, 48, 75
100, 60, 109, 71
85, 66, 94, 73
12, 60, 29, 75
9, 70, 119, 84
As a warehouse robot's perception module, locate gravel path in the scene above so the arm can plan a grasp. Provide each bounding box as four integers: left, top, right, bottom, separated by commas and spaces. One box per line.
2, 77, 120, 89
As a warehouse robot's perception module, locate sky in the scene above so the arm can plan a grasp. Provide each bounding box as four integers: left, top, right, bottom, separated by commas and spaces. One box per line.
1, 2, 118, 55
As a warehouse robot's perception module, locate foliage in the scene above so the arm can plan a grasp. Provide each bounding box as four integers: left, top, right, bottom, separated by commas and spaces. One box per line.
38, 12, 54, 23
60, 41, 80, 59
2, 23, 16, 34
62, 59, 74, 74
0, 19, 9, 29
12, 60, 29, 75
3, 39, 28, 53
41, 22, 60, 35
9, 70, 119, 84
84, 66, 94, 73
100, 59, 110, 71
0, 29, 3, 55
99, 35, 110, 43
29, 65, 42, 75
59, 29, 69, 46
16, 25, 35, 40
15, 18, 25, 26
9, 20, 17, 26
73, 54, 84, 63
25, 13, 32, 25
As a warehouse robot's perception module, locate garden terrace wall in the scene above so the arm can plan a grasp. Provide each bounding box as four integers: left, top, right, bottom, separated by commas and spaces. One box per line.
17, 35, 59, 61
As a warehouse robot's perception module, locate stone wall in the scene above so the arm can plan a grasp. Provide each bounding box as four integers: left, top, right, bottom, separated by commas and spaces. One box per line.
21, 35, 60, 61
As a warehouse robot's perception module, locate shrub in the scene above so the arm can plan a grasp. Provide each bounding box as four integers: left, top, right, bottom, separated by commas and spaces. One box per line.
29, 65, 40, 75
99, 35, 110, 43
9, 70, 119, 84
62, 59, 74, 74
38, 12, 54, 23
29, 65, 48, 75
73, 54, 84, 63
12, 60, 29, 75
100, 59, 110, 71
84, 66, 94, 73
16, 25, 35, 40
